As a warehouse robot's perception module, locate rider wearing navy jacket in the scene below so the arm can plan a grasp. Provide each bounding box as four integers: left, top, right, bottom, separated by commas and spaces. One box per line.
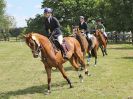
79, 16, 89, 35
44, 7, 67, 59
79, 16, 93, 50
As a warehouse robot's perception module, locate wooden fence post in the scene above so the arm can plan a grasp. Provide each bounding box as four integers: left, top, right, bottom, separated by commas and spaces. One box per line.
131, 31, 133, 44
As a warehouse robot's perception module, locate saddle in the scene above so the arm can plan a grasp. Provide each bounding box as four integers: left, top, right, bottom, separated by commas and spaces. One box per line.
50, 38, 70, 55
61, 39, 70, 54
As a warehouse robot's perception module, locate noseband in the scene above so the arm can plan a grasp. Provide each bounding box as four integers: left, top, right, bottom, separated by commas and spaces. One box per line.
30, 39, 42, 57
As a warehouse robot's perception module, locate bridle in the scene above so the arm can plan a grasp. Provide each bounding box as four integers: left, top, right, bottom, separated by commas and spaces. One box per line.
29, 39, 42, 58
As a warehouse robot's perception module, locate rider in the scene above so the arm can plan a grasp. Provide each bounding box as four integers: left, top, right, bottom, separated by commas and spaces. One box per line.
89, 19, 96, 34
79, 16, 88, 35
96, 18, 107, 39
79, 16, 93, 50
43, 7, 68, 59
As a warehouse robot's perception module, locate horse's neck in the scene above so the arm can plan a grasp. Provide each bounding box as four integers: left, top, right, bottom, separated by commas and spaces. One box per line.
38, 36, 57, 60
99, 32, 104, 39
98, 32, 105, 43
76, 32, 87, 51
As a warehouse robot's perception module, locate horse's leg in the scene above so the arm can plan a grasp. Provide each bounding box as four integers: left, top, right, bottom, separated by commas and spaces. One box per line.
87, 52, 91, 65
104, 48, 108, 55
100, 44, 105, 56
69, 55, 83, 82
75, 50, 89, 76
58, 65, 73, 88
44, 65, 52, 94
103, 40, 108, 56
94, 47, 98, 66
104, 40, 108, 55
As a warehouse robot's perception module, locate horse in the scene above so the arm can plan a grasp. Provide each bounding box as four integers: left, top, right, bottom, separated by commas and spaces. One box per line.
94, 29, 108, 56
72, 26, 99, 66
24, 32, 89, 94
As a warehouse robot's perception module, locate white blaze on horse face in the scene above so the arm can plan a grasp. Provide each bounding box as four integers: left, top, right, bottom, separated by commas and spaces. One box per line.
31, 35, 40, 47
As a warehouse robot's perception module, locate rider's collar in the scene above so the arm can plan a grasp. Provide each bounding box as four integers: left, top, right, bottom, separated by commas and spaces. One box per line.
48, 15, 52, 23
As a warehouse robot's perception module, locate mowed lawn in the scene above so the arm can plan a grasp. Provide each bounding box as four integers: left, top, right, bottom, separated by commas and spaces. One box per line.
0, 42, 133, 99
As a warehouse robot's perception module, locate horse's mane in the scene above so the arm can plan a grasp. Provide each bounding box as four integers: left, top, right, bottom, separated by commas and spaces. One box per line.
30, 33, 54, 50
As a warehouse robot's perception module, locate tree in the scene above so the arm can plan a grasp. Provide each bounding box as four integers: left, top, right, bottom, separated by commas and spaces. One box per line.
25, 14, 45, 35
0, 0, 16, 41
42, 0, 98, 25
26, 0, 133, 43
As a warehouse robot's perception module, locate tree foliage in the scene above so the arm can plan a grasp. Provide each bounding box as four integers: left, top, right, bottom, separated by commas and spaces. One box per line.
26, 0, 133, 36
0, 0, 16, 40
25, 14, 45, 35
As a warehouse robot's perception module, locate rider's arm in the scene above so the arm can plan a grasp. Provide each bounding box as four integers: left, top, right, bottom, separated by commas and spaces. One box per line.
84, 22, 88, 31
84, 22, 90, 33
44, 19, 49, 34
52, 17, 61, 28
101, 24, 105, 32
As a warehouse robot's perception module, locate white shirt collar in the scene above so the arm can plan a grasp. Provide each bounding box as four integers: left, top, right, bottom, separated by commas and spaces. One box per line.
48, 15, 52, 23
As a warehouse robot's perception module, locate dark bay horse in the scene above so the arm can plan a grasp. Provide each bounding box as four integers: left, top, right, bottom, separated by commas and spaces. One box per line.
24, 33, 89, 94
94, 29, 108, 56
72, 26, 99, 66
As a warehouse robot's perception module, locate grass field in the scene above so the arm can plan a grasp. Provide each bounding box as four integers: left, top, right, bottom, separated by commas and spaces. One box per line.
0, 42, 133, 99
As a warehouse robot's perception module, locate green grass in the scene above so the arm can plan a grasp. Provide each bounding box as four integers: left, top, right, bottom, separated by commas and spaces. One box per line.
0, 42, 133, 99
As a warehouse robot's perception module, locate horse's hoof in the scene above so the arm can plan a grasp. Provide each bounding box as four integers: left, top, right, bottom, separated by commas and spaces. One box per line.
88, 73, 91, 76
45, 91, 51, 95
87, 62, 90, 65
85, 71, 91, 76
80, 67, 84, 71
69, 85, 74, 88
70, 85, 74, 88
80, 79, 84, 83
52, 67, 57, 71
85, 71, 89, 75
93, 64, 96, 67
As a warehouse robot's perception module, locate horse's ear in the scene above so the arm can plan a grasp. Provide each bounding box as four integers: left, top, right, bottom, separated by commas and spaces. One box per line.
23, 33, 30, 38
23, 35, 26, 38
72, 25, 75, 29
77, 28, 80, 31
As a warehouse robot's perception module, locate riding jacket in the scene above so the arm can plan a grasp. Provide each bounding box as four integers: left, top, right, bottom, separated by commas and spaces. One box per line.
96, 24, 105, 33
44, 16, 62, 38
79, 22, 89, 35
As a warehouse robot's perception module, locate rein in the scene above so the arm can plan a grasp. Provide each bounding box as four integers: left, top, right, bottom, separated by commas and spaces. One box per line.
32, 40, 42, 58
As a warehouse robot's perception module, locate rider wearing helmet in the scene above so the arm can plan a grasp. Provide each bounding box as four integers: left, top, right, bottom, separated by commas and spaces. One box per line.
96, 18, 107, 38
89, 19, 96, 34
79, 16, 93, 51
44, 7, 68, 59
79, 16, 89, 35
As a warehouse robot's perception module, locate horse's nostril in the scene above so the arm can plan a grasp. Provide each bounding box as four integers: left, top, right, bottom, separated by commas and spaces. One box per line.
33, 54, 38, 58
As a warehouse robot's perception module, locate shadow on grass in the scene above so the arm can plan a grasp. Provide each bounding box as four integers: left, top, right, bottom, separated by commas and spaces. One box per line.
121, 56, 133, 60
108, 47, 133, 50
0, 81, 78, 99
0, 85, 46, 99
49, 66, 75, 73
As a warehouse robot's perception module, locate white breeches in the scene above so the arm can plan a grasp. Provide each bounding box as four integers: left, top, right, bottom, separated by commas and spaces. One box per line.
57, 35, 63, 44
103, 32, 107, 37
87, 33, 93, 39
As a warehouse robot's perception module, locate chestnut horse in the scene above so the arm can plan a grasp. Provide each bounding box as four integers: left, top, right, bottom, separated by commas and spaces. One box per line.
24, 33, 89, 94
94, 29, 108, 56
72, 26, 99, 66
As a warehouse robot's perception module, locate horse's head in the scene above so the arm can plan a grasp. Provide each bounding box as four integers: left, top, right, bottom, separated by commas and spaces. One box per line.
95, 29, 101, 37
72, 26, 85, 35
24, 33, 41, 58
